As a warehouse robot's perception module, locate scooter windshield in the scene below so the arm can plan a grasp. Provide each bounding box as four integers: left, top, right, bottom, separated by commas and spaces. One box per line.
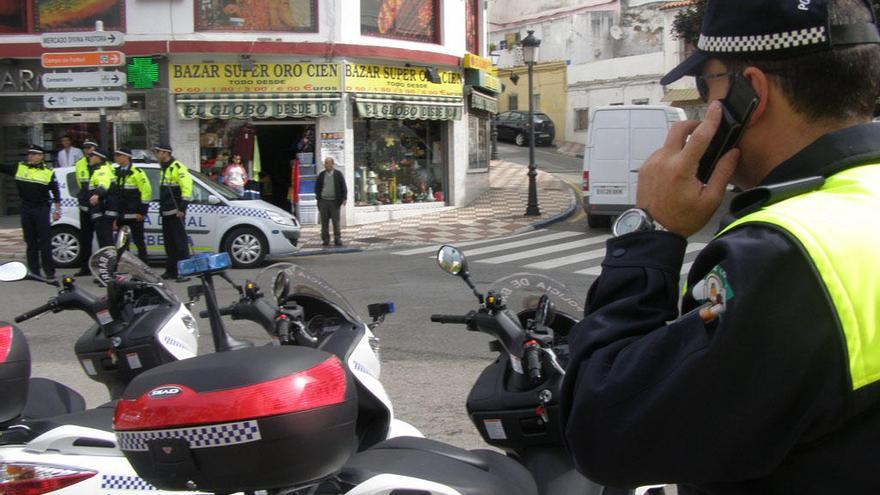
88, 247, 163, 285
487, 273, 584, 318
256, 263, 363, 324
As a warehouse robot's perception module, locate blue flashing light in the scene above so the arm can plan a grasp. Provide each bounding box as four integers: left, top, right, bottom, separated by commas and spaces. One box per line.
178, 252, 232, 276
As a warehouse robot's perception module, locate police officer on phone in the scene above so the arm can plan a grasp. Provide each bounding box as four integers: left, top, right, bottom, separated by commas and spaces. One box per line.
0, 145, 61, 280
561, 1, 880, 493
154, 144, 192, 281
108, 148, 151, 262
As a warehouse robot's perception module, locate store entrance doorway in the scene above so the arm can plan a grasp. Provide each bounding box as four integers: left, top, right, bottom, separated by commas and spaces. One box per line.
254, 122, 314, 212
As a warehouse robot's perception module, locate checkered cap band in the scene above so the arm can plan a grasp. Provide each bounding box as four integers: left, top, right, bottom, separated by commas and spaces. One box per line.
83, 141, 98, 148
698, 26, 827, 53
116, 419, 262, 452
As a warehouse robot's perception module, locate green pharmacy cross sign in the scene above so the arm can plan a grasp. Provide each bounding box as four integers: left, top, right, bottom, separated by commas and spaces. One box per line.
127, 57, 159, 89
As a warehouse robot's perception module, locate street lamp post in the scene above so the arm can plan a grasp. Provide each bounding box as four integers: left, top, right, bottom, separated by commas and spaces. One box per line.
521, 30, 541, 216
489, 50, 501, 161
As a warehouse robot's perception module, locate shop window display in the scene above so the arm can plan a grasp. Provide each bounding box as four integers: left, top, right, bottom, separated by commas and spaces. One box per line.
353, 119, 445, 206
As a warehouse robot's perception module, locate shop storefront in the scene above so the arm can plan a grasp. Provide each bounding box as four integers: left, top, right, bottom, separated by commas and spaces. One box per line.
346, 63, 463, 209
464, 54, 500, 171
170, 60, 342, 212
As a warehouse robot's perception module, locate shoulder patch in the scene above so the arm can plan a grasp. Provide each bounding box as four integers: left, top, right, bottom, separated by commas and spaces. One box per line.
692, 264, 734, 311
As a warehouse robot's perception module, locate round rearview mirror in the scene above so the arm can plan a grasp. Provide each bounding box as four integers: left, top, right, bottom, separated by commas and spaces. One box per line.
115, 225, 131, 251
437, 245, 467, 276
273, 271, 290, 301
0, 262, 28, 282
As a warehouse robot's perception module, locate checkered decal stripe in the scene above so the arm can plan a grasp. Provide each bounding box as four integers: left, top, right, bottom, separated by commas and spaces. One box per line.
117, 419, 262, 452
698, 26, 827, 53
185, 203, 272, 219
101, 474, 157, 491
60, 198, 78, 207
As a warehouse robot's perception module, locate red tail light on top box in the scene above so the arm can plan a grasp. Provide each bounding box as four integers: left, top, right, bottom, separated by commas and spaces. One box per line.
114, 346, 358, 493
0, 324, 31, 425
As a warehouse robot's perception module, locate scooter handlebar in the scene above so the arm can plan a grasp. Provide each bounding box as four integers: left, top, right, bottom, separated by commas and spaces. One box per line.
430, 314, 472, 325
15, 300, 56, 323
199, 306, 235, 319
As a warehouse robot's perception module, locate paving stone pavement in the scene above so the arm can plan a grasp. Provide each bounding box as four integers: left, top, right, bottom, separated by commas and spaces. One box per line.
298, 160, 576, 252
0, 161, 576, 259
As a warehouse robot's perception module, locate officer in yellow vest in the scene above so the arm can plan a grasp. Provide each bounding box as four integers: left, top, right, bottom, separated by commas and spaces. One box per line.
83, 149, 115, 250
108, 147, 152, 261
154, 144, 192, 281
561, 1, 880, 493
0, 145, 61, 280
73, 139, 99, 277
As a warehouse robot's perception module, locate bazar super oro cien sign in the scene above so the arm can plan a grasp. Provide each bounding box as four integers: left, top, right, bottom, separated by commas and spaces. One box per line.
170, 62, 342, 93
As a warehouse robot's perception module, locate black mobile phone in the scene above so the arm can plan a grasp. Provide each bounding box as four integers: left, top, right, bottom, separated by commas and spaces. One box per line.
696, 74, 759, 183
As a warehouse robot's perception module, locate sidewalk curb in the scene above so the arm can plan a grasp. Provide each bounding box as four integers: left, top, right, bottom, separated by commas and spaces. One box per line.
512, 178, 579, 234
289, 246, 364, 257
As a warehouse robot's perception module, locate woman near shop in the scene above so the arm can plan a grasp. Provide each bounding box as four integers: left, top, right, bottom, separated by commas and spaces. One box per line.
222, 154, 248, 195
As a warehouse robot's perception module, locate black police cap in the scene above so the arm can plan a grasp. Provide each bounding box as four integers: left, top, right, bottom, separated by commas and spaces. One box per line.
114, 147, 132, 158
661, 0, 880, 85
154, 144, 173, 153
89, 148, 108, 160
27, 145, 45, 154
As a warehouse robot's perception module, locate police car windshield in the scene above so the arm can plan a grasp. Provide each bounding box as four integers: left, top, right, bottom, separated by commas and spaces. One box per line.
189, 170, 244, 200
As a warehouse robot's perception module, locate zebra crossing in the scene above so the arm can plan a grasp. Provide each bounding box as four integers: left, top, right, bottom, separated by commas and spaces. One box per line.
393, 229, 707, 276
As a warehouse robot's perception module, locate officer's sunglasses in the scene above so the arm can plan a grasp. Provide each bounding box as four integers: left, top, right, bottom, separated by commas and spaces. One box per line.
695, 71, 735, 102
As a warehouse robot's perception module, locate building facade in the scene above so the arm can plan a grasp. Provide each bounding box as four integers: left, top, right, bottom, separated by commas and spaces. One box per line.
0, 0, 497, 226
488, 0, 702, 150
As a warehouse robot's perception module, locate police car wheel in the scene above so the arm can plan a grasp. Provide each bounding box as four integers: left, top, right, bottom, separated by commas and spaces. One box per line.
51, 225, 82, 268
225, 227, 267, 268
515, 133, 527, 147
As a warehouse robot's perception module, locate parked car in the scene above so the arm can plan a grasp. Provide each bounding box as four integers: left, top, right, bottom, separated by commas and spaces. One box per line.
50, 161, 300, 269
495, 111, 556, 146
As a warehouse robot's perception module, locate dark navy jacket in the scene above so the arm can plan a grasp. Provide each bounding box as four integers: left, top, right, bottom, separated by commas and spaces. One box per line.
561, 123, 880, 494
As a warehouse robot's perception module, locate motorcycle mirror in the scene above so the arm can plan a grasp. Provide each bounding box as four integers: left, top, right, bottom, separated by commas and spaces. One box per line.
115, 225, 131, 252
0, 262, 28, 282
273, 271, 290, 302
437, 245, 484, 304
535, 295, 556, 327
437, 245, 468, 276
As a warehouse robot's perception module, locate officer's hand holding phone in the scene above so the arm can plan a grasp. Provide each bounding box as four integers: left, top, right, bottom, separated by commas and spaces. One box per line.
635, 101, 741, 238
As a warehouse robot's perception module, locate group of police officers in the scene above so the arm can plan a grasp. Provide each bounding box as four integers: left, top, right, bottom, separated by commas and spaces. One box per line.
0, 142, 194, 282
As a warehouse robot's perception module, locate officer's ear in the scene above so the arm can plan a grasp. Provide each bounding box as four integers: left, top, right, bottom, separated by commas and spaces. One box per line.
742, 66, 770, 127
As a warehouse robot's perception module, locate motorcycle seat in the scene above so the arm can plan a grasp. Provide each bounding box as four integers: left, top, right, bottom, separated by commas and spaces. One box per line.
22, 401, 116, 438
339, 436, 538, 495
21, 378, 86, 420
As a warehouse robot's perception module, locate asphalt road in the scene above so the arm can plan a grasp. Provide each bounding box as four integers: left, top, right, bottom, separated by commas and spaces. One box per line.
2, 145, 732, 453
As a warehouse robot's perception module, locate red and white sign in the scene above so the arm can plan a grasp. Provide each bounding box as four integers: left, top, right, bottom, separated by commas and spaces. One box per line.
41, 51, 125, 69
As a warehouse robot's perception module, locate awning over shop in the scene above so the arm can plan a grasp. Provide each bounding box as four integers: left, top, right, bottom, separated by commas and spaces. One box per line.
176, 93, 341, 120
661, 87, 700, 103
470, 90, 498, 114
353, 93, 463, 121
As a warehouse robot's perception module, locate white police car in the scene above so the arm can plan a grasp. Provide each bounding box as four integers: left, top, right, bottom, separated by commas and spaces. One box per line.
51, 163, 300, 268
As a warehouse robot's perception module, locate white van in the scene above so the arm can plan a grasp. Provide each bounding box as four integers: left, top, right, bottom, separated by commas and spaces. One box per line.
582, 105, 687, 228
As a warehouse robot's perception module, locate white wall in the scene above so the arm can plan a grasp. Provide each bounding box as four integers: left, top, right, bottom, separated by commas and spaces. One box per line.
488, 0, 616, 25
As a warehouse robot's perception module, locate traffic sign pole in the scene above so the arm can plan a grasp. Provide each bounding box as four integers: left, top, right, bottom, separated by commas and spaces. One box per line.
96, 21, 109, 151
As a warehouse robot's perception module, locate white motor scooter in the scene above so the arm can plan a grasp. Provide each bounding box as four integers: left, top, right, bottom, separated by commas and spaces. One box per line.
0, 230, 203, 495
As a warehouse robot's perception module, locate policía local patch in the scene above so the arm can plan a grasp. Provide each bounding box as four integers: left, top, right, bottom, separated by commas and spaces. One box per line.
691, 264, 734, 312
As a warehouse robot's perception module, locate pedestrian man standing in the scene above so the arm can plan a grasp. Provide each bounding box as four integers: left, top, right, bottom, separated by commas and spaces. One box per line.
83, 149, 115, 250
55, 135, 83, 168
561, 1, 880, 493
73, 140, 98, 276
154, 144, 192, 281
0, 145, 61, 280
108, 148, 151, 261
315, 156, 346, 247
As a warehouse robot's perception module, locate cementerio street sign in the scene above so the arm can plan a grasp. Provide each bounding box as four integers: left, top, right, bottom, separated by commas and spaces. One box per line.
42, 71, 127, 89
43, 91, 127, 109
41, 31, 125, 49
